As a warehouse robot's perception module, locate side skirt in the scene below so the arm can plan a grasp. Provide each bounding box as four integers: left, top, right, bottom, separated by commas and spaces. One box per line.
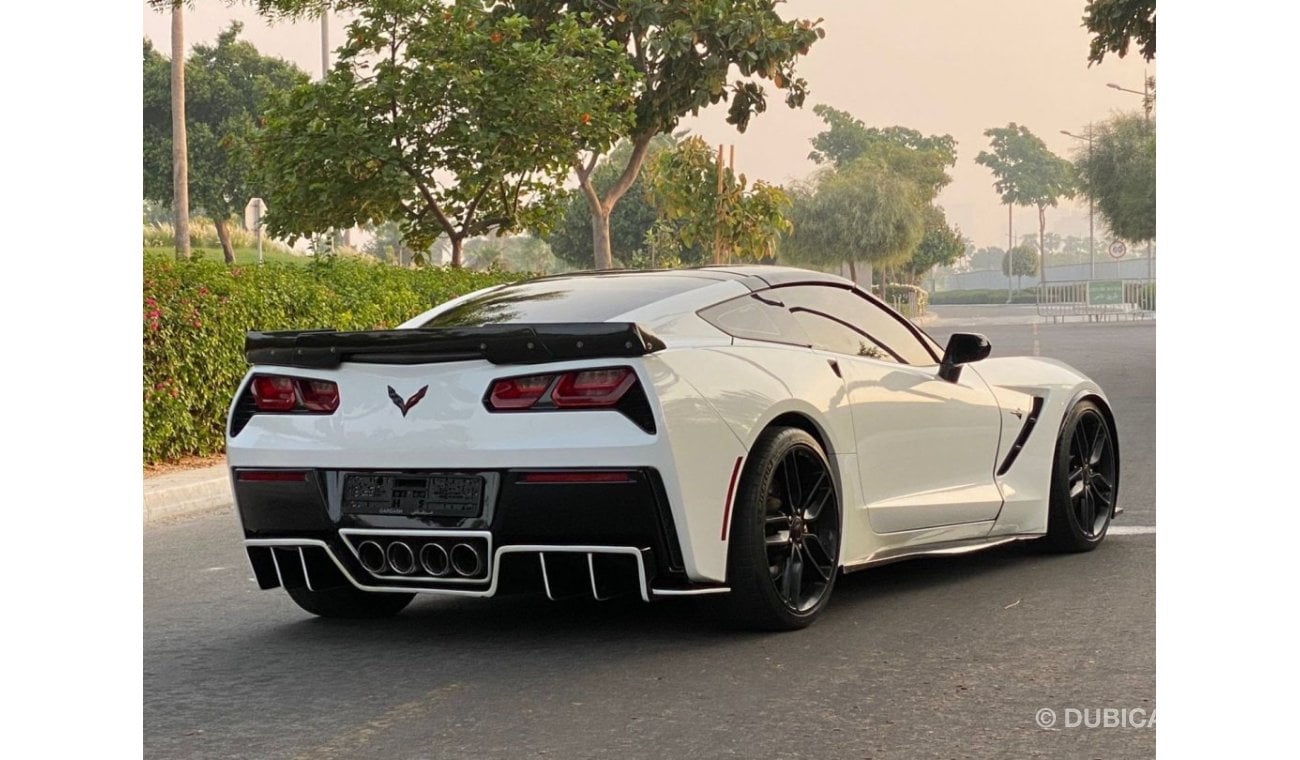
839, 533, 1042, 573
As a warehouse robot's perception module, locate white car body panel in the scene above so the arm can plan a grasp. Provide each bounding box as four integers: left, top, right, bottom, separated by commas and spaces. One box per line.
228, 265, 1117, 601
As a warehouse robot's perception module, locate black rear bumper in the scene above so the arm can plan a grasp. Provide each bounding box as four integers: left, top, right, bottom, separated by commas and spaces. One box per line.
234, 467, 690, 594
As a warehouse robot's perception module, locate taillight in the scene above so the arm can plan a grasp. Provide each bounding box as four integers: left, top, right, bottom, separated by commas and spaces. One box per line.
248, 374, 340, 414
551, 368, 635, 408
488, 374, 554, 410
484, 367, 636, 411
251, 376, 297, 412
299, 379, 340, 412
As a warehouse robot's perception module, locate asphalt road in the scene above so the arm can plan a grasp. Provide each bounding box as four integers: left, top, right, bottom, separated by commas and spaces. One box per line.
144, 308, 1156, 759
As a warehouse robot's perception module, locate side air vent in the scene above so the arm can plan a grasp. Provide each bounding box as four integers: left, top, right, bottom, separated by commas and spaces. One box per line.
996, 396, 1045, 477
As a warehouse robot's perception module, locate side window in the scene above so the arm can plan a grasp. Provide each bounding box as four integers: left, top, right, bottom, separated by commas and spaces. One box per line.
776, 285, 938, 365
698, 294, 810, 346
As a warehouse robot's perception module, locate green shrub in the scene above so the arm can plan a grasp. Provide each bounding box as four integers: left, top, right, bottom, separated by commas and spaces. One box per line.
929, 288, 1039, 305
883, 283, 929, 315
143, 255, 518, 463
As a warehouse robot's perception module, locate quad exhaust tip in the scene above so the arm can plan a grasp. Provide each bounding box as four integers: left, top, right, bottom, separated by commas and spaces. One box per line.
357, 540, 387, 574
419, 542, 451, 577
386, 541, 417, 575
450, 542, 484, 578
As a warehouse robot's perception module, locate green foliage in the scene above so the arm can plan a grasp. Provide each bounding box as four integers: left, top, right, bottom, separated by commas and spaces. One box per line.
256, 0, 636, 267
782, 159, 925, 270
142, 255, 517, 463
907, 206, 964, 280
1073, 113, 1156, 243
545, 137, 678, 269
976, 123, 1076, 211
1002, 244, 1040, 278
643, 136, 791, 263
930, 288, 1038, 305
143, 26, 310, 258
969, 246, 1006, 271
462, 236, 559, 273
882, 283, 929, 316
808, 105, 957, 184
144, 217, 295, 255
1083, 0, 1156, 64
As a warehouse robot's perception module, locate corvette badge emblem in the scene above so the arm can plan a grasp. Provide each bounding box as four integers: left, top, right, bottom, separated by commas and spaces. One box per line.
388, 385, 428, 417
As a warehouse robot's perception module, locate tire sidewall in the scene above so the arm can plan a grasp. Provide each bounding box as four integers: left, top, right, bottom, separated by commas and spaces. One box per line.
1050, 400, 1113, 550
729, 427, 840, 629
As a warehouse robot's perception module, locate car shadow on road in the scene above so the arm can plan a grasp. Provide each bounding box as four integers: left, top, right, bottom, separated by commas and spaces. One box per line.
241, 540, 1080, 649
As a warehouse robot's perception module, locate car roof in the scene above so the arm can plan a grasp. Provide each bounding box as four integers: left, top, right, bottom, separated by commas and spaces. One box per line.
519, 265, 851, 290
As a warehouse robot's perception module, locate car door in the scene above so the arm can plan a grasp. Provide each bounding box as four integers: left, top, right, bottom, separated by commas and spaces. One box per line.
772, 285, 1005, 534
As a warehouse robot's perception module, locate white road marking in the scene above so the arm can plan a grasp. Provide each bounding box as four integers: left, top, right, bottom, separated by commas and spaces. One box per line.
1032, 321, 1041, 356
1108, 525, 1156, 536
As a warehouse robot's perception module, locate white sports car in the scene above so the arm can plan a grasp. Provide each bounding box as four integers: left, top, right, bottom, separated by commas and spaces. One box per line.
227, 266, 1120, 630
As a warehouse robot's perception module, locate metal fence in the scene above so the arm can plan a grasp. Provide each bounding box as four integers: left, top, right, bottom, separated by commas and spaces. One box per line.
1036, 280, 1155, 322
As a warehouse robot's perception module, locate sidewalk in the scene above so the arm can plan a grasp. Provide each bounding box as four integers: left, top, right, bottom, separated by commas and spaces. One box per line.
143, 463, 231, 524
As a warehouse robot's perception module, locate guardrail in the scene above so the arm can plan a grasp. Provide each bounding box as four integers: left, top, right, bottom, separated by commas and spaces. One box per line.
1036, 280, 1155, 322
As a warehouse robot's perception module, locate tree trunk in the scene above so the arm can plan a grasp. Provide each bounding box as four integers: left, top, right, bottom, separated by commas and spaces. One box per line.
1038, 204, 1047, 285
450, 237, 463, 268
590, 207, 613, 269
848, 258, 857, 284
576, 135, 655, 270
170, 2, 191, 262
214, 217, 235, 264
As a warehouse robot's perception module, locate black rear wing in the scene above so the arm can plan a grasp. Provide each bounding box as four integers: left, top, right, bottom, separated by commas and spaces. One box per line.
244, 323, 667, 369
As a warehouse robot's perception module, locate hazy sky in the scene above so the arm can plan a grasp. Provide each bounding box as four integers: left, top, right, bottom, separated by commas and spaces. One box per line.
142, 0, 1152, 249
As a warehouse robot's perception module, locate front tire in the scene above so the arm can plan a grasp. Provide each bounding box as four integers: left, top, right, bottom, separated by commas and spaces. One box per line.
285, 585, 414, 619
1041, 399, 1119, 552
721, 427, 841, 631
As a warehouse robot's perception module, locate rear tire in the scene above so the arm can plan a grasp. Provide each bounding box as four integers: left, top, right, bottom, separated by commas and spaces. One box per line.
720, 427, 841, 631
285, 585, 414, 619
1041, 399, 1119, 553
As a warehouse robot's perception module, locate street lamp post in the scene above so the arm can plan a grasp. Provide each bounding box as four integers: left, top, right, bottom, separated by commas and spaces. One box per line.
1061, 128, 1095, 281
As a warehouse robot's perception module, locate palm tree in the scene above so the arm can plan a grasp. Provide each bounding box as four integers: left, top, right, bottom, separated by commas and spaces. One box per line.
151, 1, 191, 260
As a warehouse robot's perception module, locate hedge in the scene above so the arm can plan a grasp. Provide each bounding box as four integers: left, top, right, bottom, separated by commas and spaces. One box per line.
929, 288, 1039, 305
143, 254, 519, 463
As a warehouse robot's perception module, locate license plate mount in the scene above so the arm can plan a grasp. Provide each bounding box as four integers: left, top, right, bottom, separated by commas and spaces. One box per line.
342, 473, 485, 518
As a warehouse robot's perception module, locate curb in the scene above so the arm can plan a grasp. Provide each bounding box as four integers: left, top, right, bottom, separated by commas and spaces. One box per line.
143, 464, 231, 524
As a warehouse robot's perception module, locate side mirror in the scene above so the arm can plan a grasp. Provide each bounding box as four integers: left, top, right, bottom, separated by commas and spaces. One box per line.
938, 333, 991, 382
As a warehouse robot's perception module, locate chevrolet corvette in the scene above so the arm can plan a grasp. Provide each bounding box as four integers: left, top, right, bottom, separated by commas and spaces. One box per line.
227, 266, 1120, 630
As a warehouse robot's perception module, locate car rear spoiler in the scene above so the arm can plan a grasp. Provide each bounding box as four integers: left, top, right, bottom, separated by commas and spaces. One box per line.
244, 323, 668, 368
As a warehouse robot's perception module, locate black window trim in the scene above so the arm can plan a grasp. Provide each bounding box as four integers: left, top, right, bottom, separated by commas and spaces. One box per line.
788, 306, 906, 363
771, 283, 942, 365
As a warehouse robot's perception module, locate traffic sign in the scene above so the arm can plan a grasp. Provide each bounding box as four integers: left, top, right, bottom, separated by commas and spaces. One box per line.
1108, 240, 1127, 259
1087, 280, 1124, 305
244, 197, 266, 231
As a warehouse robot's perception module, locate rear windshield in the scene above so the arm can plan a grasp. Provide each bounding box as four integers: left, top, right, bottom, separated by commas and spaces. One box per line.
422, 274, 715, 327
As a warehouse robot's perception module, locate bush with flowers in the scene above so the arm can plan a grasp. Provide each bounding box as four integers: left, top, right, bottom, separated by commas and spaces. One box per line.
143, 254, 518, 463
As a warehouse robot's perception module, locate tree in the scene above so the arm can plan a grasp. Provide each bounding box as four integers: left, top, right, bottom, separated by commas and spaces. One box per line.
256, 0, 635, 267
251, 0, 825, 269
1083, 0, 1156, 65
143, 25, 309, 263
643, 136, 791, 265
970, 246, 1006, 271
1002, 244, 1039, 289
781, 159, 925, 282
1073, 112, 1155, 244
146, 1, 192, 261
544, 136, 676, 270
808, 105, 957, 177
907, 206, 964, 284
975, 123, 1076, 282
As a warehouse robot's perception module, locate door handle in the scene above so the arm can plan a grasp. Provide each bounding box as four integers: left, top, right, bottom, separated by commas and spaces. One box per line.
827, 359, 842, 378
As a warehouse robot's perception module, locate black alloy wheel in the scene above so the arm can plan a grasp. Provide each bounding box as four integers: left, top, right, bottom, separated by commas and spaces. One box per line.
722, 427, 841, 630
1043, 399, 1119, 552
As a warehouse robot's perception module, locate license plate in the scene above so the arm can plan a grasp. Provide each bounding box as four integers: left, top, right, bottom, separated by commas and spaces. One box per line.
342, 473, 484, 518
